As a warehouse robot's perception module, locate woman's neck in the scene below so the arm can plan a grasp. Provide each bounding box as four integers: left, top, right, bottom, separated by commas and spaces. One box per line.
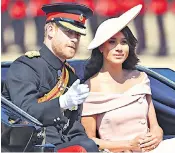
100, 62, 124, 81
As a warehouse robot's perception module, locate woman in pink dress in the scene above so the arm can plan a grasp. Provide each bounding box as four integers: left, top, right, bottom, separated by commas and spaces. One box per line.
81, 5, 175, 153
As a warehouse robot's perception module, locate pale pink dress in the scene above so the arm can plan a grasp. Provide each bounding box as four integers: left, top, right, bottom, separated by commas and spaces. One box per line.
82, 73, 175, 152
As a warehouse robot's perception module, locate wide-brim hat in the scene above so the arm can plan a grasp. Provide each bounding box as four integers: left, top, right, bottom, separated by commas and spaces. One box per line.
42, 3, 93, 35
88, 4, 142, 50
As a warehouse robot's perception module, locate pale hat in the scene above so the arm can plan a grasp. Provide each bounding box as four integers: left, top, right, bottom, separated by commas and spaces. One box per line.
88, 4, 142, 50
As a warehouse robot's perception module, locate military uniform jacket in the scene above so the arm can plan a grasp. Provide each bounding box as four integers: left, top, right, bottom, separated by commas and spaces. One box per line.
2, 44, 87, 144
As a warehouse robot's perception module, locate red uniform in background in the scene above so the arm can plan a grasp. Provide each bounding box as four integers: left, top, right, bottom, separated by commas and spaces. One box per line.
28, 0, 50, 47
9, 0, 27, 53
120, 0, 145, 14
95, 0, 121, 17
150, 0, 168, 15
86, 0, 122, 37
77, 0, 95, 11
28, 0, 50, 17
52, 0, 76, 3
1, 0, 9, 13
9, 0, 26, 20
119, 0, 147, 55
149, 0, 168, 56
1, 0, 10, 53
170, 0, 175, 14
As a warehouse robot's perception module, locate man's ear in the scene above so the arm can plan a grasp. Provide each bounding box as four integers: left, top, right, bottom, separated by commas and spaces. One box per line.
47, 24, 56, 38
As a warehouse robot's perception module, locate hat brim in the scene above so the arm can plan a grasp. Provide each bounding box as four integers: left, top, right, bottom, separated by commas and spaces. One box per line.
58, 21, 86, 35
88, 5, 142, 50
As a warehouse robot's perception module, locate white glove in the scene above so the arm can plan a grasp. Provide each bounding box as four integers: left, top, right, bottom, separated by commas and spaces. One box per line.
59, 79, 89, 109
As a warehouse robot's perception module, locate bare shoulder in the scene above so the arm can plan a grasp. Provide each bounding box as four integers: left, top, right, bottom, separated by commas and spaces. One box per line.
86, 73, 98, 83
84, 75, 96, 85
85, 73, 100, 91
127, 70, 147, 83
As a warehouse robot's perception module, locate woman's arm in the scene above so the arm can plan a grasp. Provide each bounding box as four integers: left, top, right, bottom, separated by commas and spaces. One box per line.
147, 95, 163, 139
147, 95, 163, 132
139, 95, 163, 152
81, 115, 143, 152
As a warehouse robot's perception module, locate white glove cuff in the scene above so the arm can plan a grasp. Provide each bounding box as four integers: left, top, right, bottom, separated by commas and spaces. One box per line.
59, 95, 68, 109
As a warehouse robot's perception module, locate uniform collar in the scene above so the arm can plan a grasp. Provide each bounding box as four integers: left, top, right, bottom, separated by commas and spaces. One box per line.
39, 44, 64, 70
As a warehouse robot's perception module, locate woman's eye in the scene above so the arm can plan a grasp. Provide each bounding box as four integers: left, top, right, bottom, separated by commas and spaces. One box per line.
121, 40, 128, 45
108, 40, 116, 44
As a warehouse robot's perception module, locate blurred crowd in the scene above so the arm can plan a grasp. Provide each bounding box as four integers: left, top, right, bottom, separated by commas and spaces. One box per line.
1, 0, 175, 56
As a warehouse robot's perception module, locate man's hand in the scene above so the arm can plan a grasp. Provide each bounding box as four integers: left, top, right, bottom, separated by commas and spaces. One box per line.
59, 79, 89, 109
139, 127, 163, 152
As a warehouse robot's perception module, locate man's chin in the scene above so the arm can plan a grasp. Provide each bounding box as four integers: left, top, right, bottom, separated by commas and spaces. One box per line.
69, 49, 76, 56
66, 53, 76, 59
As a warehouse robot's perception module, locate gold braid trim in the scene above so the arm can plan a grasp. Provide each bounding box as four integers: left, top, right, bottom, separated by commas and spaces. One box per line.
59, 21, 86, 35
25, 51, 40, 58
65, 62, 75, 74
37, 66, 69, 103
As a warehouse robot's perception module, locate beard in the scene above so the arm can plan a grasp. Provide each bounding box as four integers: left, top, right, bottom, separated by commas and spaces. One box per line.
52, 43, 76, 60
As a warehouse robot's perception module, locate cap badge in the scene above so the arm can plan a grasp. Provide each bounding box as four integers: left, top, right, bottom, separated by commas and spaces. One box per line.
79, 14, 83, 21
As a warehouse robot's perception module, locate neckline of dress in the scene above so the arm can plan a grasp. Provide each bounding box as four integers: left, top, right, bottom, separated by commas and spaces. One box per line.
89, 83, 141, 95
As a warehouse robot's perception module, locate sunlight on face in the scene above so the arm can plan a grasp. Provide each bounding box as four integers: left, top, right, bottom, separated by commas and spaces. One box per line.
51, 26, 81, 61
99, 32, 129, 65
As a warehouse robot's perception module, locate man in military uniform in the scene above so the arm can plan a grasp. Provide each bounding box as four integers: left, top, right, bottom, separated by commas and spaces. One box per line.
2, 2, 99, 152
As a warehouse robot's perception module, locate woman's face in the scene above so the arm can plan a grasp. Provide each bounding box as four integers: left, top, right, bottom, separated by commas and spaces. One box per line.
99, 32, 129, 65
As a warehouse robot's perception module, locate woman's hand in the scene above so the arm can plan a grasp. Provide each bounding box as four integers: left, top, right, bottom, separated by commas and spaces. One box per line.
129, 135, 145, 152
140, 127, 163, 152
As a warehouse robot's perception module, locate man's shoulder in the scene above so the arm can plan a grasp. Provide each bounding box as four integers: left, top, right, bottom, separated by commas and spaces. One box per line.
15, 51, 44, 66
10, 52, 46, 72
6, 53, 47, 81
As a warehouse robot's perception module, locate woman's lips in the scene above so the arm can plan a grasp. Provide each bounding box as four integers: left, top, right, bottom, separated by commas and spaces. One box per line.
113, 54, 124, 57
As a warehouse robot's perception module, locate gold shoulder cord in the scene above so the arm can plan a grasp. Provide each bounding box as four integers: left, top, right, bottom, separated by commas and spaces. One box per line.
65, 62, 75, 73
25, 51, 40, 58
38, 66, 69, 103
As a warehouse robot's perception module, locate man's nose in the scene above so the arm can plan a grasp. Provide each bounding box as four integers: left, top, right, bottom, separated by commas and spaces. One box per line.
71, 37, 78, 43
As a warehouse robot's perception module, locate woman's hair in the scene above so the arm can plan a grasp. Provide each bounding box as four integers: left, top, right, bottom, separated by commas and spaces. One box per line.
84, 26, 139, 81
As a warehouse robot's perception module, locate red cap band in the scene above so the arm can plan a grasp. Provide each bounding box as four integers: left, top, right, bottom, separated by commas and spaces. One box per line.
46, 12, 86, 24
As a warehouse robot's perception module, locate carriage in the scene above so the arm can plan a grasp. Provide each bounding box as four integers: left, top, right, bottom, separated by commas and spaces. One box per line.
1, 60, 175, 152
